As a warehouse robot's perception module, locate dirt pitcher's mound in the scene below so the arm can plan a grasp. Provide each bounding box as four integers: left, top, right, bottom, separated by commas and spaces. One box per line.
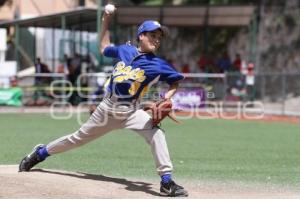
0, 165, 300, 199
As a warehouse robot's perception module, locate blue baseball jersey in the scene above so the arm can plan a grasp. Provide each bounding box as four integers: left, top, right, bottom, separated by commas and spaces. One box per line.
103, 44, 184, 101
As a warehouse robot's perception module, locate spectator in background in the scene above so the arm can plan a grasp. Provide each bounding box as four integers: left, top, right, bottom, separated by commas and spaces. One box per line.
34, 57, 51, 85
9, 76, 18, 87
197, 54, 208, 72
63, 54, 71, 75
28, 57, 52, 106
233, 53, 242, 72
197, 53, 215, 73
56, 54, 72, 75
35, 57, 51, 82
246, 62, 255, 102
216, 52, 231, 73
181, 63, 190, 73
68, 53, 82, 105
68, 53, 81, 85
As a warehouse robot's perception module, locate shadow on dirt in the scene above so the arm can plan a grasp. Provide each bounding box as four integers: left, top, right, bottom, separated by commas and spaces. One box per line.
31, 169, 160, 196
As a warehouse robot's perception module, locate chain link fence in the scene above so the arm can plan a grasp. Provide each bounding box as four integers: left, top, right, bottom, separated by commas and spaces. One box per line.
1, 72, 299, 116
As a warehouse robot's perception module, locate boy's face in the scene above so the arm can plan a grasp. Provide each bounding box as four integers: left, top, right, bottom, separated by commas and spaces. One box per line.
139, 29, 163, 53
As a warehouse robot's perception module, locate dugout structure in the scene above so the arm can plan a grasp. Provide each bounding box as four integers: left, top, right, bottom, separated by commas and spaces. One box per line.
0, 5, 257, 71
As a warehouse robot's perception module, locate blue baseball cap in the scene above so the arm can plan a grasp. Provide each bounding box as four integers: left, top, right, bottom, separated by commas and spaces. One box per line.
137, 20, 169, 37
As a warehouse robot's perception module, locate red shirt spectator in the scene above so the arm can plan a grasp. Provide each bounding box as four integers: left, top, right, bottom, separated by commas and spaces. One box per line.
198, 55, 207, 71
198, 54, 214, 72
233, 54, 242, 71
181, 63, 190, 73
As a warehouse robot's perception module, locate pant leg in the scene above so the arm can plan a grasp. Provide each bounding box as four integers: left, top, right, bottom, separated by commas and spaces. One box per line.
125, 109, 173, 176
46, 105, 120, 155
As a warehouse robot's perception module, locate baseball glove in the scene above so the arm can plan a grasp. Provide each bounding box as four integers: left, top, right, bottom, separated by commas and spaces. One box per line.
144, 99, 180, 126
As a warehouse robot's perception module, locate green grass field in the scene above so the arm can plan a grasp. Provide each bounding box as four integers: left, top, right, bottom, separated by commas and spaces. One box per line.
1, 113, 300, 186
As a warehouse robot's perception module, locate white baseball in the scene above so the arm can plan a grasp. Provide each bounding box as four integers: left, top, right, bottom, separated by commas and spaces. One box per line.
104, 4, 116, 14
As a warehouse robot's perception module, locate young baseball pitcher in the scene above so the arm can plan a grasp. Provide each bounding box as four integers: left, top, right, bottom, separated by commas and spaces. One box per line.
19, 4, 188, 197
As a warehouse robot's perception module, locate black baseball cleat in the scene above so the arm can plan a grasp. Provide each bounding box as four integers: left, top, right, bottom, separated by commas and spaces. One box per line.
160, 180, 188, 197
19, 144, 46, 172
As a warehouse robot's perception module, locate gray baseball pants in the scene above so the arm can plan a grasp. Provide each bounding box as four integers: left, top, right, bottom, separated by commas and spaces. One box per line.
46, 98, 173, 176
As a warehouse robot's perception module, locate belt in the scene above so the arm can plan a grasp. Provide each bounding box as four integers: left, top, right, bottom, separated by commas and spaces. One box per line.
100, 95, 140, 113
104, 93, 138, 104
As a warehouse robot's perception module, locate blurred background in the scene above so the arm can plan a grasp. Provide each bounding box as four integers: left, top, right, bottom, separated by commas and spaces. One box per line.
0, 0, 299, 117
